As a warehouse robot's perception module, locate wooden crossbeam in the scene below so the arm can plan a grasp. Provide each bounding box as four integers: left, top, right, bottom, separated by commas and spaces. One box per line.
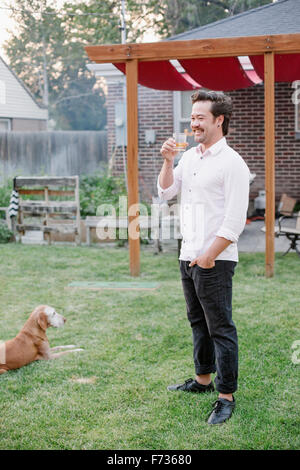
19, 203, 78, 214
18, 189, 75, 197
15, 176, 77, 188
85, 33, 300, 63
16, 224, 78, 233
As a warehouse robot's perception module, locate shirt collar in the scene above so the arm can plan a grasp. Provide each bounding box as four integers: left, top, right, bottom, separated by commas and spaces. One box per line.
196, 136, 227, 157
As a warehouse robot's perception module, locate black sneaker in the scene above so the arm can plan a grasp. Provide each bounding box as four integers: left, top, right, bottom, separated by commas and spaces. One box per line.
167, 378, 215, 393
207, 397, 235, 425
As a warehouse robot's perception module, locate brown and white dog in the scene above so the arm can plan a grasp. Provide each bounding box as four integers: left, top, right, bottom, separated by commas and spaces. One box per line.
0, 305, 83, 375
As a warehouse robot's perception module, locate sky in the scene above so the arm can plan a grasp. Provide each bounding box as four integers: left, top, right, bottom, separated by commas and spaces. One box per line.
0, 6, 15, 60
0, 1, 82, 60
0, 1, 159, 62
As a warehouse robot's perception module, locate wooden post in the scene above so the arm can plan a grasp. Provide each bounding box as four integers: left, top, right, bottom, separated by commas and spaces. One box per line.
75, 175, 81, 246
44, 186, 50, 245
126, 59, 140, 276
264, 51, 275, 278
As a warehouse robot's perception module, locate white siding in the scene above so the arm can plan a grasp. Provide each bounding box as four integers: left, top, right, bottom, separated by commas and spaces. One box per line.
0, 58, 48, 120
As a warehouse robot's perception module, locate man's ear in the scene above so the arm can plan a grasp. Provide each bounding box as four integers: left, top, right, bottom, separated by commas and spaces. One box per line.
37, 312, 48, 331
217, 115, 224, 127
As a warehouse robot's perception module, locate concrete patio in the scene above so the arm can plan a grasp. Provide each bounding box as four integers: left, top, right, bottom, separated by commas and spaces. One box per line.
238, 219, 292, 253
155, 218, 295, 255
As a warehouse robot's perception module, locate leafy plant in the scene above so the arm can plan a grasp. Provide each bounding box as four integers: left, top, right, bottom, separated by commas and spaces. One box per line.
0, 179, 12, 218
294, 201, 300, 212
79, 174, 127, 218
79, 173, 152, 244
0, 220, 13, 243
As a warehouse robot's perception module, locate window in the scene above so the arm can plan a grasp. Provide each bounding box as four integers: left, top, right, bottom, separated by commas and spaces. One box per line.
296, 90, 300, 134
0, 119, 11, 131
293, 80, 300, 136
173, 91, 198, 150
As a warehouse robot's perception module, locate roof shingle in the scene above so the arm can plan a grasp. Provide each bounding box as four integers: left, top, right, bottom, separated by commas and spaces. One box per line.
168, 0, 300, 41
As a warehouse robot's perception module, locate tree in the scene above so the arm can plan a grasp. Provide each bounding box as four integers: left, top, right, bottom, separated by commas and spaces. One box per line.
160, 0, 275, 36
3, 0, 166, 130
3, 1, 118, 130
3, 0, 274, 130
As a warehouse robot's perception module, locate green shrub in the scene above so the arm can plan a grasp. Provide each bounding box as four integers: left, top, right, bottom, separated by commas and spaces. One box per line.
79, 174, 127, 218
0, 179, 12, 219
294, 201, 300, 212
79, 173, 152, 244
0, 220, 13, 243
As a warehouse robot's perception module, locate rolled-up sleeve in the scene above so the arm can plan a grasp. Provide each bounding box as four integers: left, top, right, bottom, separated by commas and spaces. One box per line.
216, 157, 250, 243
157, 158, 184, 201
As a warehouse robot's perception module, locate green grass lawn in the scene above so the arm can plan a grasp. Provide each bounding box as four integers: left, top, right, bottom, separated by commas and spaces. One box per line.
0, 244, 299, 450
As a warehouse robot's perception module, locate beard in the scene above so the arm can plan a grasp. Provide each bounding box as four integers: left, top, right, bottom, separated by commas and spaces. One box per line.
193, 129, 206, 142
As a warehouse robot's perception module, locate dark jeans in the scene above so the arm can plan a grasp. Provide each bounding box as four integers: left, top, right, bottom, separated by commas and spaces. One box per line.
179, 260, 238, 394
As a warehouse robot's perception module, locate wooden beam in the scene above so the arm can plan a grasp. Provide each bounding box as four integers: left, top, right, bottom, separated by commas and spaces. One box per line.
264, 51, 275, 278
18, 189, 75, 196
15, 176, 77, 187
126, 59, 140, 277
85, 33, 300, 63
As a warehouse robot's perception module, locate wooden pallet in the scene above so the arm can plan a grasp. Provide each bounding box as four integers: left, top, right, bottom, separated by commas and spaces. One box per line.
14, 176, 81, 245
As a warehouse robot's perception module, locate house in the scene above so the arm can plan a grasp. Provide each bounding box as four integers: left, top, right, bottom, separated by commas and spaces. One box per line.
87, 0, 300, 203
0, 56, 48, 131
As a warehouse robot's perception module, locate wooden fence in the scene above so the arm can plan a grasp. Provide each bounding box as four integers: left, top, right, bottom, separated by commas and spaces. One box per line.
0, 130, 107, 180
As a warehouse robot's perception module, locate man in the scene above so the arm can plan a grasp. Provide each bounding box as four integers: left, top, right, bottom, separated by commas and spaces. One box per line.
157, 90, 250, 425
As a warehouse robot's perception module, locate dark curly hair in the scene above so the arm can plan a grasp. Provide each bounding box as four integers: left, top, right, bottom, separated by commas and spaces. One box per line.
191, 90, 232, 136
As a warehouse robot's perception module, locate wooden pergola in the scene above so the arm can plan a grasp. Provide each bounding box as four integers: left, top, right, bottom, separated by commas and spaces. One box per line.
85, 33, 300, 278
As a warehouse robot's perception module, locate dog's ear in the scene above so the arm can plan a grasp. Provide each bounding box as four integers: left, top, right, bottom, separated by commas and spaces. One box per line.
37, 312, 48, 331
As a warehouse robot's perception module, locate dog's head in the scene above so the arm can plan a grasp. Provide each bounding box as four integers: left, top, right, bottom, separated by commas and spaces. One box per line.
33, 305, 66, 331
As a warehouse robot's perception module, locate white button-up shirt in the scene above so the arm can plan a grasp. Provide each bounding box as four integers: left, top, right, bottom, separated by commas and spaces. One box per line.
157, 137, 250, 262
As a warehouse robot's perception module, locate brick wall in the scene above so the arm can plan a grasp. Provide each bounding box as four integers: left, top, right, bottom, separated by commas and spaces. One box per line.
228, 82, 300, 202
107, 82, 173, 202
107, 81, 300, 204
137, 86, 174, 201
